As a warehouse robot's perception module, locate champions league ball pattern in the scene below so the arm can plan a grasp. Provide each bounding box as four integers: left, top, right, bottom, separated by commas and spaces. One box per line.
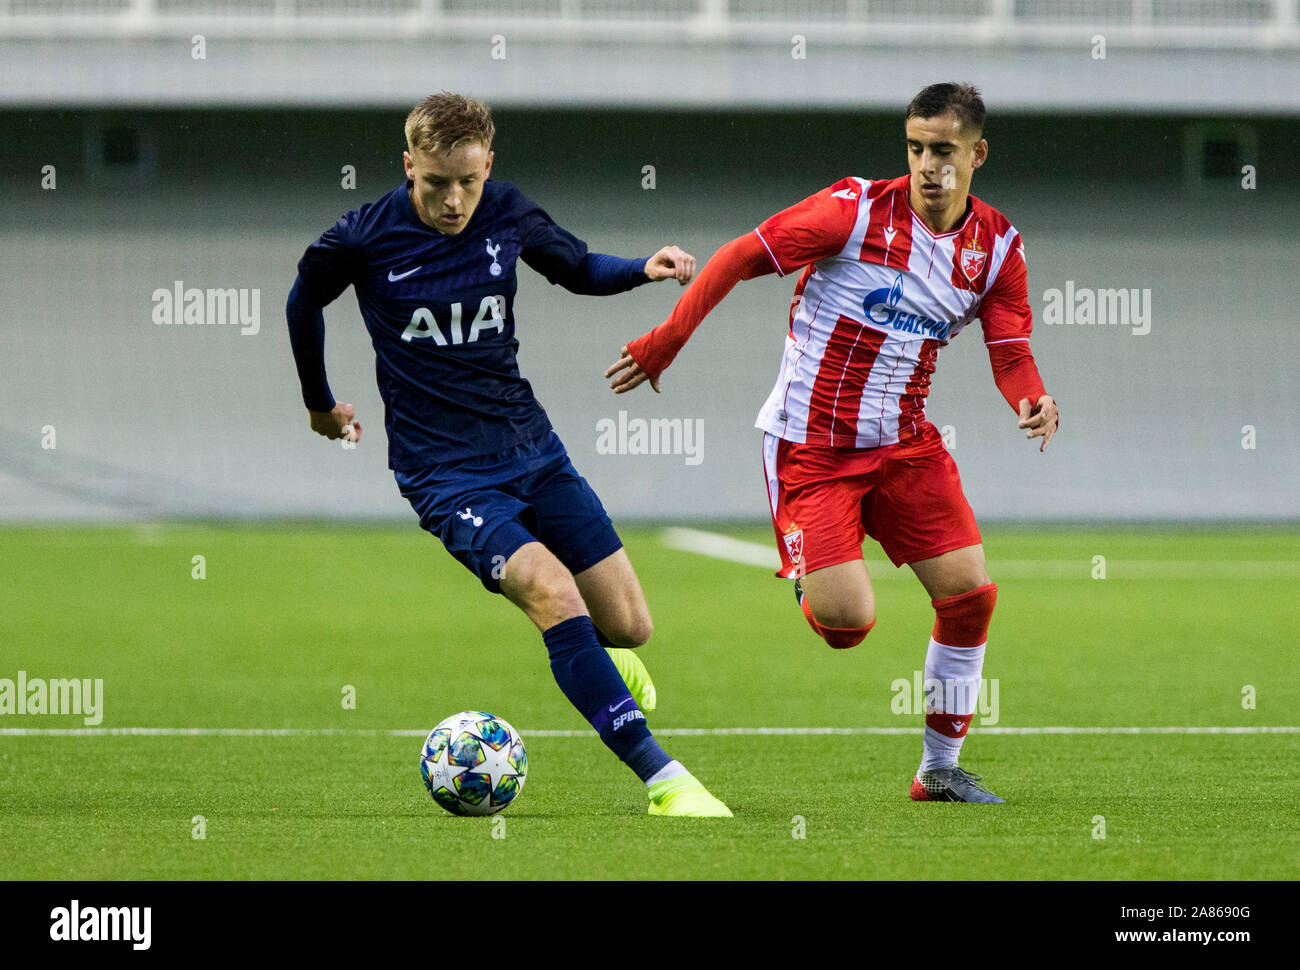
420, 711, 527, 816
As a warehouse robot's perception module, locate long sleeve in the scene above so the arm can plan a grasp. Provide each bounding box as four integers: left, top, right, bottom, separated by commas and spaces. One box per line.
532, 250, 652, 296
512, 189, 651, 296
626, 231, 775, 379
987, 339, 1047, 413
285, 279, 335, 412
978, 234, 1048, 412
286, 216, 360, 412
626, 179, 859, 378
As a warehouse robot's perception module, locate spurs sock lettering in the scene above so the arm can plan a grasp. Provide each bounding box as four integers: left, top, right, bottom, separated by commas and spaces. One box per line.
543, 615, 672, 782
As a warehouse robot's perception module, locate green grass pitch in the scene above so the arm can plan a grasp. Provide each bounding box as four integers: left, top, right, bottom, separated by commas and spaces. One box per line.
1, 523, 1297, 880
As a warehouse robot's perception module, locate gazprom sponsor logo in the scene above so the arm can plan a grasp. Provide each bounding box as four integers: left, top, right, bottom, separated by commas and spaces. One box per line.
862, 273, 951, 340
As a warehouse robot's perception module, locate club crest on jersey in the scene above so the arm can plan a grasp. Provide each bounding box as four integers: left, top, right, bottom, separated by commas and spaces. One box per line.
958, 242, 986, 282
783, 529, 804, 565
486, 239, 502, 277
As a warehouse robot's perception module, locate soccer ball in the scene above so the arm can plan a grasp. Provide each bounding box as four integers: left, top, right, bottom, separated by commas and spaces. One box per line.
420, 711, 527, 816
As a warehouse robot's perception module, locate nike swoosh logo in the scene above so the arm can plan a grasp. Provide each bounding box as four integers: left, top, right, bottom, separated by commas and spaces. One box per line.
608, 697, 635, 714
387, 266, 420, 282
831, 188, 858, 200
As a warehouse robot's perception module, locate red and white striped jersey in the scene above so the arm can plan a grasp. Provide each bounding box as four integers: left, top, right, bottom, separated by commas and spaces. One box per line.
753, 174, 1033, 449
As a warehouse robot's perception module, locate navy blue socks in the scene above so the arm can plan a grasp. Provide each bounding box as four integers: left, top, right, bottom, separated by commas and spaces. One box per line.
543, 615, 673, 782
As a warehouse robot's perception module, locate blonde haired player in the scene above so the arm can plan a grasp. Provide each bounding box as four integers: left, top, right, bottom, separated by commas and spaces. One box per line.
288, 92, 730, 816
607, 83, 1059, 802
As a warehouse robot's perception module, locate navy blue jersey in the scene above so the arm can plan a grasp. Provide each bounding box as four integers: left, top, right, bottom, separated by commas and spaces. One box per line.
287, 178, 649, 470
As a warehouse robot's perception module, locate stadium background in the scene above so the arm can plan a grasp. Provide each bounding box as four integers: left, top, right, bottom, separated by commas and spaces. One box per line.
3, 2, 1300, 895
1, 2, 1297, 524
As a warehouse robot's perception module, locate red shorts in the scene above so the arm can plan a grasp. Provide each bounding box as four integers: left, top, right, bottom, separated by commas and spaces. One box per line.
762, 423, 981, 576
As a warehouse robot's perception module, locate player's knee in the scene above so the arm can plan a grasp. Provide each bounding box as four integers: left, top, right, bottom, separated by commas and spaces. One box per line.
819, 618, 876, 650
621, 613, 654, 648
596, 606, 654, 647
931, 582, 997, 647
804, 598, 876, 649
809, 601, 876, 634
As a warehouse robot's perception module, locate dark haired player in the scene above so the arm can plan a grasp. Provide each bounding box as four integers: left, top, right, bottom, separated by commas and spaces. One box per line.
608, 83, 1059, 803
287, 93, 730, 817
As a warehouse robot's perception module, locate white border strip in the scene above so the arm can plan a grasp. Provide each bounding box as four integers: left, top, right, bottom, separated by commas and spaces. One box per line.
1, 726, 1295, 737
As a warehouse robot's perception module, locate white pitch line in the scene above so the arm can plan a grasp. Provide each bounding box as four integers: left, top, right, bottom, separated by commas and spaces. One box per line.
660, 527, 780, 569
659, 526, 1300, 579
1, 726, 1296, 737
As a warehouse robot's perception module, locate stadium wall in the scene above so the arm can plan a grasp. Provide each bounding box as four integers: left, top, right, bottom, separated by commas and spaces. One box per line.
1, 108, 1297, 521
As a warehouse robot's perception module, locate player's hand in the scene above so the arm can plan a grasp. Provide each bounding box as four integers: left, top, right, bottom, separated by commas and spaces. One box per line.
309, 402, 362, 442
605, 346, 660, 395
644, 246, 696, 286
1017, 395, 1058, 452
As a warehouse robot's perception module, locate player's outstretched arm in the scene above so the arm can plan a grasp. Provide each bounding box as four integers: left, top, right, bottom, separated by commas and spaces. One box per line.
514, 185, 694, 294
525, 246, 695, 297
606, 232, 774, 394
609, 177, 861, 393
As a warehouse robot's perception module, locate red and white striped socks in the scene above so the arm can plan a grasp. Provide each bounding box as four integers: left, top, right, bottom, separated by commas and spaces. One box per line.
920, 583, 997, 773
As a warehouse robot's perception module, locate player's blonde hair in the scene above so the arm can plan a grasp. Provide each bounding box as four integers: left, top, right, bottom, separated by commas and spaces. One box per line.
405, 92, 495, 155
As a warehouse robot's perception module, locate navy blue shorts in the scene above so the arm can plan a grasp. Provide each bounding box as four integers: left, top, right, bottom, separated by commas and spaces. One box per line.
394, 431, 623, 593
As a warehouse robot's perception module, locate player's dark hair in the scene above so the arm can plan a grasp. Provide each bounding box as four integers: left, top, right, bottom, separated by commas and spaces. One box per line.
405, 92, 496, 154
906, 83, 986, 137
